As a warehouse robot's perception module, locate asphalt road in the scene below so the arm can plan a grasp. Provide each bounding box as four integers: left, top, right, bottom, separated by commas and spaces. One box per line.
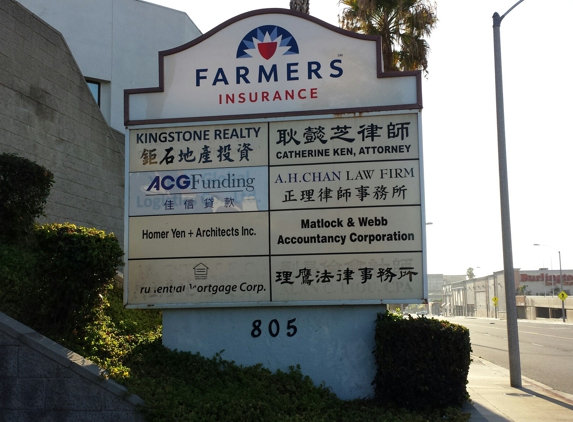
439, 316, 573, 395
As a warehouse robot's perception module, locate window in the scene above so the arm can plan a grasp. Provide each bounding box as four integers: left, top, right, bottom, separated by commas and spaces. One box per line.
86, 79, 100, 106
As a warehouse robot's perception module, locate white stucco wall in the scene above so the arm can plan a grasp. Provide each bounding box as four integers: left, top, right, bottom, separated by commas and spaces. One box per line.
163, 306, 386, 400
17, 0, 201, 131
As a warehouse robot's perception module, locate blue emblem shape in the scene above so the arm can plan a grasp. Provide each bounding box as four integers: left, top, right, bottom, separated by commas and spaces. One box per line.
237, 25, 299, 60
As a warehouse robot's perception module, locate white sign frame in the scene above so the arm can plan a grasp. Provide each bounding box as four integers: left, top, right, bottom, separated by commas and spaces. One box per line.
123, 9, 427, 309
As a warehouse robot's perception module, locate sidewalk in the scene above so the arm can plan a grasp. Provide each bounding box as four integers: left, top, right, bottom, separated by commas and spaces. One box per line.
464, 355, 573, 421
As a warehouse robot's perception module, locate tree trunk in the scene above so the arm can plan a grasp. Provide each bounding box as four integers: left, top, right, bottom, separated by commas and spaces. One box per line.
290, 0, 310, 14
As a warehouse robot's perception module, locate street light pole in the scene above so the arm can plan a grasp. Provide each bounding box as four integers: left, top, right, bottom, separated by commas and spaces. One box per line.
493, 0, 524, 388
559, 250, 564, 321
534, 243, 565, 322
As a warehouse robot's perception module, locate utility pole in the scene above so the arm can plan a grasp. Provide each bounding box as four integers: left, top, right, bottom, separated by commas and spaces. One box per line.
492, 0, 524, 388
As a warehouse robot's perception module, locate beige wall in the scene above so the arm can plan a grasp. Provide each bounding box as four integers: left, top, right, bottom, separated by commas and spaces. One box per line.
0, 0, 124, 244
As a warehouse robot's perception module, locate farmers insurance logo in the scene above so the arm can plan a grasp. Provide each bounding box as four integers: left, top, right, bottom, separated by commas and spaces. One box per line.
237, 26, 299, 60
206, 24, 342, 105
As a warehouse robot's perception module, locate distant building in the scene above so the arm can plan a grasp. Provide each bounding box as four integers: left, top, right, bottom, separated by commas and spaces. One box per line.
16, 0, 201, 131
517, 270, 573, 296
442, 269, 572, 321
427, 274, 465, 315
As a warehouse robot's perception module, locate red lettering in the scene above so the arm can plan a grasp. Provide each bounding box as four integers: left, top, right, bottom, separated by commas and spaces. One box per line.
218, 88, 319, 105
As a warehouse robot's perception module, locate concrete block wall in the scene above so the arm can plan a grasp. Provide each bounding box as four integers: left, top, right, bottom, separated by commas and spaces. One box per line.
0, 312, 144, 421
0, 0, 125, 244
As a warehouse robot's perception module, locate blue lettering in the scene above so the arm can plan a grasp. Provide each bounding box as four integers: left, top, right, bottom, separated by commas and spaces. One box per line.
146, 176, 160, 191
258, 64, 278, 83
161, 175, 175, 190
196, 69, 208, 86
176, 175, 190, 189
330, 59, 343, 78
287, 62, 299, 81
308, 61, 322, 79
194, 60, 343, 87
236, 66, 250, 84
213, 68, 229, 85
191, 174, 201, 190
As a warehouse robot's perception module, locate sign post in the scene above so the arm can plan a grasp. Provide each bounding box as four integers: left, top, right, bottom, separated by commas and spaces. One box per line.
124, 9, 426, 398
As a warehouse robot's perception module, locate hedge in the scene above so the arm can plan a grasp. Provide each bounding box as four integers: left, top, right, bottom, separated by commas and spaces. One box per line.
373, 312, 471, 410
0, 153, 54, 243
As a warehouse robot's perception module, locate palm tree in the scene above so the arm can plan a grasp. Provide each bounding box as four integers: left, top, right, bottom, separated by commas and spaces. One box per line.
339, 0, 437, 74
290, 0, 310, 14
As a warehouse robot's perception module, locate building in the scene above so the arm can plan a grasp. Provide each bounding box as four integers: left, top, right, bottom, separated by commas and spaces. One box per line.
1, 0, 200, 243
16, 0, 201, 131
1, 0, 125, 240
427, 273, 465, 315
442, 269, 572, 321
518, 269, 573, 296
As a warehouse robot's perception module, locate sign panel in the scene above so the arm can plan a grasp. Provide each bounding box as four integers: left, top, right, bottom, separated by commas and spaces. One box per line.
129, 257, 270, 305
270, 207, 422, 255
129, 167, 268, 216
129, 122, 268, 172
126, 113, 424, 306
129, 213, 269, 259
270, 114, 419, 165
124, 9, 425, 308
125, 13, 420, 124
272, 252, 423, 302
270, 160, 421, 210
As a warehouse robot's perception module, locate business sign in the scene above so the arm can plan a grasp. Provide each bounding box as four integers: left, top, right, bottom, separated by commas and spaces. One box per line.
124, 9, 426, 308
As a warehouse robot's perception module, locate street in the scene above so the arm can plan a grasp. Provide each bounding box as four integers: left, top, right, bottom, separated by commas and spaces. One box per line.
439, 316, 573, 395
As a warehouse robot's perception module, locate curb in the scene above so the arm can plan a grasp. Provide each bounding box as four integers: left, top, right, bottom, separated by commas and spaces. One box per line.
471, 354, 573, 405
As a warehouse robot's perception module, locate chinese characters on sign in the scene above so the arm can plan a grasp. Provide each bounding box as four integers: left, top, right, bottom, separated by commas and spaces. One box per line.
127, 114, 424, 306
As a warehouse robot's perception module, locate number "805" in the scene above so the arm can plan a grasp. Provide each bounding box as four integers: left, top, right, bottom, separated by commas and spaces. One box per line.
251, 318, 297, 338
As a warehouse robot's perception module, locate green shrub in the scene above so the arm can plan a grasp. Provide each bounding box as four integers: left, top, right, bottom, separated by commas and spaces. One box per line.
29, 222, 124, 336
2, 249, 470, 421
105, 284, 162, 335
372, 312, 471, 410
61, 287, 161, 380
0, 153, 54, 243
121, 340, 469, 422
0, 243, 38, 320
61, 289, 469, 422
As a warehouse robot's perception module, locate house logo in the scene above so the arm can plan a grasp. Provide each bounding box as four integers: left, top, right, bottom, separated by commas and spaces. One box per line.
236, 26, 299, 60
193, 263, 209, 280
